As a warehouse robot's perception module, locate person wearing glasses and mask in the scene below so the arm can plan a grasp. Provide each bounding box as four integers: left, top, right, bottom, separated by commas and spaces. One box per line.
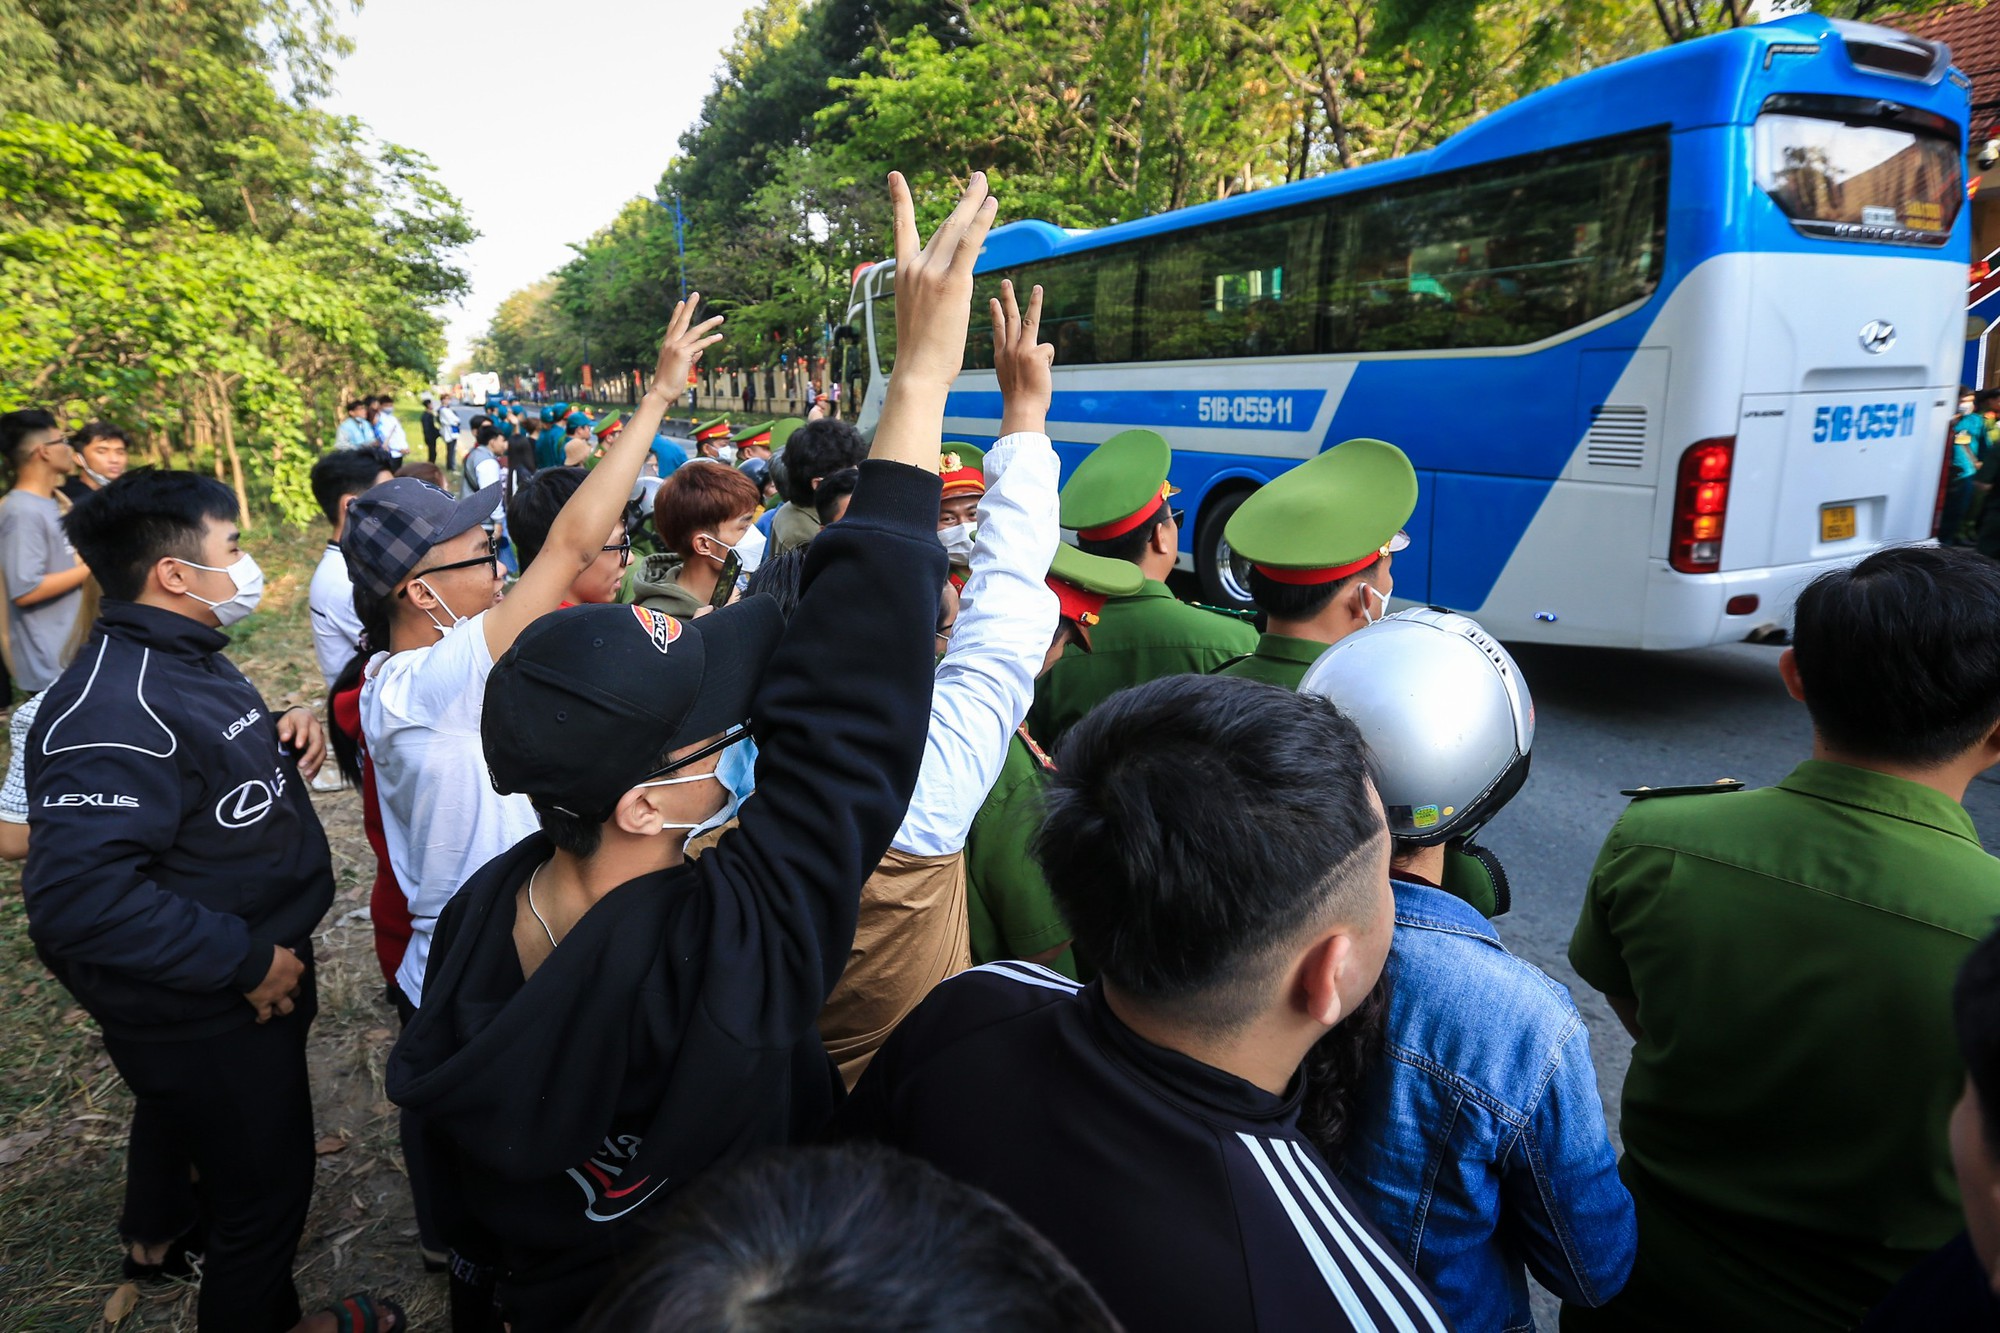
634, 460, 767, 618
1213, 438, 1418, 691
387, 171, 1000, 1333
504, 467, 635, 608
343, 296, 725, 1018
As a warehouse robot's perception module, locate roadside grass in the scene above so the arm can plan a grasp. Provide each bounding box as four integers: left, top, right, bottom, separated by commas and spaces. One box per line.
0, 519, 447, 1330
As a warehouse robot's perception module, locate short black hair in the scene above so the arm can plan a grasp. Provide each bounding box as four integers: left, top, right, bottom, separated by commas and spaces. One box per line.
476, 424, 502, 449
64, 468, 239, 601
1791, 545, 2000, 766
781, 418, 867, 505
1956, 924, 2000, 1156
345, 399, 367, 414
1037, 674, 1386, 1032
1247, 564, 1366, 621
507, 466, 586, 570
814, 467, 860, 526
575, 1145, 1119, 1333
1978, 390, 2000, 412
0, 409, 59, 474
744, 546, 808, 620
1075, 501, 1170, 565
309, 447, 395, 525
71, 420, 128, 450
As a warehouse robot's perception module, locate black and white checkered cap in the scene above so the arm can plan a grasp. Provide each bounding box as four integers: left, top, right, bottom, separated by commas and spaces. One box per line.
342, 477, 503, 599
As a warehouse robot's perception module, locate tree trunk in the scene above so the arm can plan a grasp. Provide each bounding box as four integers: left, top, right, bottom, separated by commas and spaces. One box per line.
209, 378, 249, 517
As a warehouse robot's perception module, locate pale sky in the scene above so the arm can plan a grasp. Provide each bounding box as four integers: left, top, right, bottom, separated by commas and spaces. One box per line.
321, 0, 760, 367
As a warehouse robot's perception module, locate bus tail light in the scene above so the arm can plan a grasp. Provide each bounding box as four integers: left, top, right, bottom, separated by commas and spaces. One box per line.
1932, 442, 1952, 538
1670, 438, 1734, 574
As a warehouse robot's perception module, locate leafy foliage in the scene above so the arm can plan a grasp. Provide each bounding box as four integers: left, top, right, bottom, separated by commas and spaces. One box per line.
472, 0, 1959, 389
0, 1, 472, 522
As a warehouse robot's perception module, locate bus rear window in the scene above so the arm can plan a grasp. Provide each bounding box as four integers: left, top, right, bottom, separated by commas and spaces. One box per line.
1755, 111, 1961, 247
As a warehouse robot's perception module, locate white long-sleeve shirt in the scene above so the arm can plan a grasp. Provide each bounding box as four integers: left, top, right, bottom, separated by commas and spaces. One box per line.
892, 431, 1059, 857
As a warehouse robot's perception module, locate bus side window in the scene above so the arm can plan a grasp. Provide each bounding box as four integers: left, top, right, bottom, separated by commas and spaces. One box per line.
1137, 212, 1324, 361
1336, 135, 1666, 354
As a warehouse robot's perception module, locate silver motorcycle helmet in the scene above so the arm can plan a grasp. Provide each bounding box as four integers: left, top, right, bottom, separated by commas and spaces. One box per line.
1297, 607, 1534, 848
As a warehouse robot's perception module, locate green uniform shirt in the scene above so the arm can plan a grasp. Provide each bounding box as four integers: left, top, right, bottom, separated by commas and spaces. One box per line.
1212, 632, 1329, 690
769, 501, 821, 558
963, 731, 1076, 979
1027, 580, 1258, 746
1566, 760, 2000, 1332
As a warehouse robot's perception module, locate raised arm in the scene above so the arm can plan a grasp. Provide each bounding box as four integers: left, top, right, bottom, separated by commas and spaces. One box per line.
895, 280, 1059, 856
696, 174, 997, 1040
869, 171, 998, 474
482, 297, 722, 658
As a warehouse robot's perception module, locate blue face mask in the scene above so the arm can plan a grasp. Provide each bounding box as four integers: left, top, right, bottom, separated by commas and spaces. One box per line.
665, 734, 757, 850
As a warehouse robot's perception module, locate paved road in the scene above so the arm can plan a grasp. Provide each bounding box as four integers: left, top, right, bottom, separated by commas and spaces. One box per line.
1477, 637, 2000, 1324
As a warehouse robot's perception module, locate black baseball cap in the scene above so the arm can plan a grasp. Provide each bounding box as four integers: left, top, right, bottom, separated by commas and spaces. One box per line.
483, 599, 785, 821
344, 476, 503, 599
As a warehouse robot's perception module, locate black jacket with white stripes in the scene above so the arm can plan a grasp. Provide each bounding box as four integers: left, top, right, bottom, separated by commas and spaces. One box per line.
23, 601, 333, 1040
836, 961, 1453, 1333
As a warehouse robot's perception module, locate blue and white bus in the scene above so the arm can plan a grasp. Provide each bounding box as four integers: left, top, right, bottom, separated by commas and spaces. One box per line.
846, 15, 1971, 649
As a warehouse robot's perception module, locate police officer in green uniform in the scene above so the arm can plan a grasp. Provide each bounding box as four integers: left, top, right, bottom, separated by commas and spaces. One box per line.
1564, 544, 2000, 1332
1027, 428, 1256, 745
1214, 438, 1418, 690
965, 543, 1141, 980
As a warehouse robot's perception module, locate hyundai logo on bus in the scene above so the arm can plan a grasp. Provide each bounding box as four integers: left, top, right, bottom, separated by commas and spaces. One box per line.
1814, 402, 1917, 444
1858, 320, 1896, 354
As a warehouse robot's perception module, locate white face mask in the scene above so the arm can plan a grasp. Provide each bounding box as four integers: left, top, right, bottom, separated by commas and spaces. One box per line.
81, 462, 115, 488
173, 553, 265, 627
702, 524, 765, 575
938, 522, 977, 559
411, 578, 467, 639
713, 444, 740, 466
1361, 581, 1390, 628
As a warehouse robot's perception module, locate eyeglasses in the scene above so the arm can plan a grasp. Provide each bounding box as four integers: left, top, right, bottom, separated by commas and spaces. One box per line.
602, 537, 633, 568
1170, 507, 1186, 528
402, 539, 501, 594
640, 724, 749, 782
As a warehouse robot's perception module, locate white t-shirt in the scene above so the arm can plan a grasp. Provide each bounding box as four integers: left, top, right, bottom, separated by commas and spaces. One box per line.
361, 611, 539, 1003
308, 542, 363, 689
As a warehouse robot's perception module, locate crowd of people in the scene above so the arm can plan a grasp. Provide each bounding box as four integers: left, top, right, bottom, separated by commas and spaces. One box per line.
4, 170, 2000, 1333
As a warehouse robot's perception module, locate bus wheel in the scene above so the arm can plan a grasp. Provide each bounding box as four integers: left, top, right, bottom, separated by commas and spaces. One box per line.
1195, 490, 1256, 612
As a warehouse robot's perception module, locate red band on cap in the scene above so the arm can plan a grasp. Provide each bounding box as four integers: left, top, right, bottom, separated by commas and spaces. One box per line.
1046, 575, 1109, 638
1253, 552, 1381, 586
1077, 484, 1172, 542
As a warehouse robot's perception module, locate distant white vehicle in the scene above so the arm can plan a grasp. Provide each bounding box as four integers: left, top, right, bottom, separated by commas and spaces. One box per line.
457, 372, 500, 405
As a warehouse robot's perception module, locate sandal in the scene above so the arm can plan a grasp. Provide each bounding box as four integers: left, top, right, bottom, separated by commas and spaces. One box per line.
323, 1293, 406, 1333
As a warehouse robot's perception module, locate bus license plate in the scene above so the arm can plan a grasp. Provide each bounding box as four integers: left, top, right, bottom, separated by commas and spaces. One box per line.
1820, 504, 1856, 542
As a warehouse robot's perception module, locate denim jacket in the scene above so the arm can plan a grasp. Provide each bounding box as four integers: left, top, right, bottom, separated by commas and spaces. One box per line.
1341, 880, 1635, 1332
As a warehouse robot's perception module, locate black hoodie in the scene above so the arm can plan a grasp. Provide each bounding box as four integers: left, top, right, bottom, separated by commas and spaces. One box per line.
387, 459, 945, 1329
23, 601, 334, 1041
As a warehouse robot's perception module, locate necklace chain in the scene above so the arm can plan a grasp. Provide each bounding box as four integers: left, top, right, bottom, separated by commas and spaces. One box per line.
526, 861, 558, 949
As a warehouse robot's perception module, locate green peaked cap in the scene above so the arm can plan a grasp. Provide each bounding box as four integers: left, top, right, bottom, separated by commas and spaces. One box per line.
767, 417, 806, 449
1059, 429, 1173, 532
730, 420, 774, 443
1225, 438, 1418, 571
1048, 540, 1145, 597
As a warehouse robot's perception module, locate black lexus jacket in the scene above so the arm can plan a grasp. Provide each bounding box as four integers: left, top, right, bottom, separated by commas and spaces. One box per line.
23, 601, 334, 1041
386, 460, 945, 1329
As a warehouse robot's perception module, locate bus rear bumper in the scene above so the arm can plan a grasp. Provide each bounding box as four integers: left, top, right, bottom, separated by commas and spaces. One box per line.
1639, 549, 1914, 650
